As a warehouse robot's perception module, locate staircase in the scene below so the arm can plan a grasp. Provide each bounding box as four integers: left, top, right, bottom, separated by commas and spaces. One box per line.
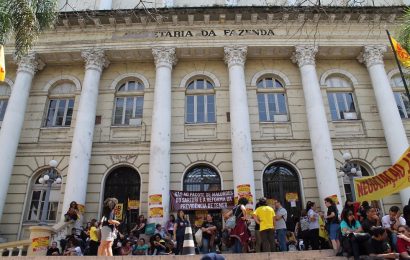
0, 249, 346, 259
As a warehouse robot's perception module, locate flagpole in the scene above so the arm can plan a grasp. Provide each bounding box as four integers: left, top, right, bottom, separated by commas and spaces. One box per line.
386, 30, 410, 102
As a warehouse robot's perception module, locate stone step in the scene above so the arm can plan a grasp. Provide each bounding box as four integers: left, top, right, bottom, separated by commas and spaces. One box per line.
3, 250, 348, 259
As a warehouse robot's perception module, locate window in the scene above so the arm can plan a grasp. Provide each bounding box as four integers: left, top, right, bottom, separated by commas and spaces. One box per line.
256, 77, 288, 122
113, 80, 144, 126
343, 163, 369, 202
185, 78, 216, 124
183, 165, 221, 192
0, 83, 11, 123
44, 82, 76, 127
326, 76, 357, 121
27, 173, 61, 222
391, 74, 410, 119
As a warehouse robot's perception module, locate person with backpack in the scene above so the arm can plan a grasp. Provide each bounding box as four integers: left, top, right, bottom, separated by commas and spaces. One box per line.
324, 197, 341, 255
224, 197, 250, 253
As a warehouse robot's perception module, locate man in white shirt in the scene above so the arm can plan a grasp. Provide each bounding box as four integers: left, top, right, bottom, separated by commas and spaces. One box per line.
275, 200, 288, 252
382, 205, 406, 250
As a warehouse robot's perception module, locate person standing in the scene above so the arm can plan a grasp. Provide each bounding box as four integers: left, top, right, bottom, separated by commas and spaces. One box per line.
98, 197, 120, 256
254, 201, 262, 252
173, 209, 189, 255
306, 201, 320, 250
88, 219, 99, 255
166, 214, 176, 237
225, 197, 250, 253
324, 197, 341, 255
274, 200, 287, 252
253, 197, 276, 252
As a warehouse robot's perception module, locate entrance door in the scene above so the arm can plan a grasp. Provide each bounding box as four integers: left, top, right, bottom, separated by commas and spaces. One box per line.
183, 165, 222, 227
263, 162, 302, 229
104, 166, 141, 233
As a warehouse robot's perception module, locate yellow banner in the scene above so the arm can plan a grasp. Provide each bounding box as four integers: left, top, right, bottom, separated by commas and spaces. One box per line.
114, 203, 123, 220
149, 194, 162, 205
354, 147, 410, 202
0, 45, 5, 81
285, 192, 299, 202
32, 236, 49, 252
149, 207, 163, 218
128, 199, 139, 210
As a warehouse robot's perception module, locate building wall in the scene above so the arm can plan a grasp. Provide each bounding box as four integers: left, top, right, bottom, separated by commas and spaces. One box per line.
1, 6, 409, 241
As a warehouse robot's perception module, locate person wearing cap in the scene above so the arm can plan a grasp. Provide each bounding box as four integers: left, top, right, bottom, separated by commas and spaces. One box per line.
253, 197, 276, 252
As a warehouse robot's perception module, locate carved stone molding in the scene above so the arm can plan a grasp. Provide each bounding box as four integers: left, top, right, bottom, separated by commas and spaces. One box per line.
14, 53, 45, 75
224, 46, 247, 68
152, 47, 177, 68
291, 45, 318, 67
81, 48, 110, 72
357, 45, 386, 68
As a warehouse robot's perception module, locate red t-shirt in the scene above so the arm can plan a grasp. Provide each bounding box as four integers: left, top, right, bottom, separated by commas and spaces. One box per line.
397, 238, 410, 254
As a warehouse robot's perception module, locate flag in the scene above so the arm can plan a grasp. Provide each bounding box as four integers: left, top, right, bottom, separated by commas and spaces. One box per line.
391, 37, 410, 67
0, 45, 5, 81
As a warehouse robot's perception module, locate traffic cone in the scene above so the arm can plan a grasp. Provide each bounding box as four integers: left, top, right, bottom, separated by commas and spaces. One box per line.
181, 222, 196, 255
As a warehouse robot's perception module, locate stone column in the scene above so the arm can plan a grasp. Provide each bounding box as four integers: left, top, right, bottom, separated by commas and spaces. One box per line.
358, 45, 410, 205
0, 53, 44, 222
147, 47, 176, 224
99, 0, 112, 9
224, 46, 256, 210
291, 45, 342, 211
61, 49, 109, 218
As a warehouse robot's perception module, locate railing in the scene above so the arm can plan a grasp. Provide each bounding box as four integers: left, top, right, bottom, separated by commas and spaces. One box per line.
51, 221, 73, 247
0, 221, 73, 257
0, 239, 30, 257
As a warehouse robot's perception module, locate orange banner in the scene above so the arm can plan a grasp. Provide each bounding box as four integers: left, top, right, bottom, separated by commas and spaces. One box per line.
32, 236, 49, 252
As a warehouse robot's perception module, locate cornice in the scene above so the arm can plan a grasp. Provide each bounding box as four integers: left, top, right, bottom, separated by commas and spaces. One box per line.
54, 6, 404, 30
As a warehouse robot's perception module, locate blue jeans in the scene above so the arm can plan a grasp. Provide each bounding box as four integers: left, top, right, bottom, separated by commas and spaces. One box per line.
201, 237, 215, 254
277, 229, 287, 252
231, 238, 242, 253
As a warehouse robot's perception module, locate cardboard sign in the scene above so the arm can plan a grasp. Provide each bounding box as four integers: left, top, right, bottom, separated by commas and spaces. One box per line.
114, 203, 123, 220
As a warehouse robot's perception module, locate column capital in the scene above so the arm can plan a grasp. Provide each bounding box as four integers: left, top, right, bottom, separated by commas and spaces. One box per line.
291, 45, 318, 67
357, 45, 386, 68
14, 52, 45, 75
152, 47, 177, 68
224, 46, 247, 67
81, 48, 109, 72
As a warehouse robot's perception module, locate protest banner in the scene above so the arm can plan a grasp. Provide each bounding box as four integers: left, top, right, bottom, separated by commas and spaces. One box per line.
114, 203, 123, 220
170, 190, 234, 211
32, 236, 49, 252
354, 147, 410, 202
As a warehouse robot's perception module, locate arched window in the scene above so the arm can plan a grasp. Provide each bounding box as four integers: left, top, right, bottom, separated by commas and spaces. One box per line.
256, 76, 288, 122
326, 75, 358, 121
183, 165, 221, 192
391, 74, 410, 119
185, 78, 216, 124
113, 80, 144, 126
0, 83, 11, 124
26, 171, 61, 222
263, 163, 302, 216
44, 82, 76, 127
104, 166, 141, 231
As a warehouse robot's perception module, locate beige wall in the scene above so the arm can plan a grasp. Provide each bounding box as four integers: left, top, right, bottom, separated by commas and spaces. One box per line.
1, 7, 409, 241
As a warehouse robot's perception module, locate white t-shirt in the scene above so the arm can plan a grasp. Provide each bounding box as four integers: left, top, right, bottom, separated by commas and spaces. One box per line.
381, 215, 406, 229
308, 209, 320, 230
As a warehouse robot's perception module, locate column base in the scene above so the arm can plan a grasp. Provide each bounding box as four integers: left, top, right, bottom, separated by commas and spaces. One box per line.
27, 226, 55, 256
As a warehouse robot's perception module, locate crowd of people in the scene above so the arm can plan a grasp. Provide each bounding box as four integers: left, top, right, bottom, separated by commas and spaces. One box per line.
46, 197, 410, 259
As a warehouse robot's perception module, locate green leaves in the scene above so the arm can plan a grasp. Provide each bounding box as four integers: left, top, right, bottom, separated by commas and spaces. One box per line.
0, 0, 57, 58
399, 7, 410, 54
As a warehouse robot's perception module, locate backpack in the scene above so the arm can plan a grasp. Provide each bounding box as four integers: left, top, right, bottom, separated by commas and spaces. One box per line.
226, 206, 239, 229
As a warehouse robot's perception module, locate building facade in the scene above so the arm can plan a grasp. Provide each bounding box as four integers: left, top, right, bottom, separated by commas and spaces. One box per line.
0, 0, 409, 241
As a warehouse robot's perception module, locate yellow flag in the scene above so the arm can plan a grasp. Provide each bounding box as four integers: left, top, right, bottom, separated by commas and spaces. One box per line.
391, 37, 410, 67
0, 45, 5, 82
